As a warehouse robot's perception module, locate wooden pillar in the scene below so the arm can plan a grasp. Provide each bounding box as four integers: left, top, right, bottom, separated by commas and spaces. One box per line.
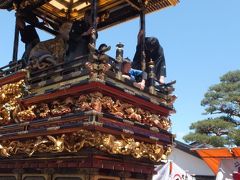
90, 0, 98, 48
139, 1, 146, 72
12, 13, 19, 63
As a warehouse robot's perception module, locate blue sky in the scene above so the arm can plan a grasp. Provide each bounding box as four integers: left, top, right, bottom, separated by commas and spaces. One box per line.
0, 0, 239, 141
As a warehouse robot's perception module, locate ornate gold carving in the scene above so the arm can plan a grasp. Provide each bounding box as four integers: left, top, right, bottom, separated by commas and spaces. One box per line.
17, 105, 36, 122
36, 103, 50, 118
76, 93, 171, 130
0, 130, 171, 162
85, 49, 111, 81
51, 99, 72, 116
0, 86, 171, 130
0, 143, 11, 157
161, 145, 172, 160
16, 92, 170, 130
86, 61, 111, 80
29, 37, 66, 70
0, 80, 29, 125
76, 92, 171, 130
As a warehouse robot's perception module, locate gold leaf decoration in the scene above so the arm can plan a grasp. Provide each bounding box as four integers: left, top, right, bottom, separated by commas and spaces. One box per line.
19, 92, 171, 130
0, 130, 171, 162
0, 80, 29, 125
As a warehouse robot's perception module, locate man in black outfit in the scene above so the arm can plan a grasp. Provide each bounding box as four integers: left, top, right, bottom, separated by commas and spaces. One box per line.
16, 13, 40, 66
132, 30, 166, 84
66, 10, 98, 61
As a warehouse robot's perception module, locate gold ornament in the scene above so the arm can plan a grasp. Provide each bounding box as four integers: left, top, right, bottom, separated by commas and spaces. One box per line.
0, 80, 28, 125
18, 92, 171, 131
0, 130, 171, 162
17, 105, 36, 122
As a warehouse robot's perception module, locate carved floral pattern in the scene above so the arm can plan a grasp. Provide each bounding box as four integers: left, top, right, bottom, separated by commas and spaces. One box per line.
0, 80, 171, 130
85, 49, 111, 80
0, 80, 29, 125
17, 92, 171, 130
0, 130, 172, 162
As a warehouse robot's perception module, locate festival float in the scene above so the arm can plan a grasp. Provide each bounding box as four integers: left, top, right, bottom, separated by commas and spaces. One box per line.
0, 0, 178, 179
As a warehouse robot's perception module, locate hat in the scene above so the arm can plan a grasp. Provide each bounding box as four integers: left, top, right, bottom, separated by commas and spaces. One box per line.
122, 57, 132, 65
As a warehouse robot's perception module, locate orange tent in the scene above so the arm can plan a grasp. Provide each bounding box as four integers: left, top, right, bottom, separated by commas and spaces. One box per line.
193, 147, 240, 174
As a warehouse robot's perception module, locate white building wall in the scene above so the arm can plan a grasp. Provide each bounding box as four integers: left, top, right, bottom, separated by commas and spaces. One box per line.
169, 148, 214, 176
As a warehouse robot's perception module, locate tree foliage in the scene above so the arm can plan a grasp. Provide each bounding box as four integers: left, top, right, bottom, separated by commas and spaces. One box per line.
183, 70, 240, 147
183, 117, 235, 147
201, 70, 240, 123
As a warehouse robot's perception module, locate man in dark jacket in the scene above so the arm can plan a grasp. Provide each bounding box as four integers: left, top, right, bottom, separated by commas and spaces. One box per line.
66, 10, 98, 61
16, 14, 40, 66
132, 30, 166, 84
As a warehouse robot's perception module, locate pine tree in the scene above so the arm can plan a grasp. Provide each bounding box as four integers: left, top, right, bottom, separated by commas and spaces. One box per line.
183, 70, 240, 147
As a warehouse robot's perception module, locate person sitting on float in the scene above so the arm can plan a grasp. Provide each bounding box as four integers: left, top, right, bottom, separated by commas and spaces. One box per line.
132, 30, 166, 84
121, 58, 146, 90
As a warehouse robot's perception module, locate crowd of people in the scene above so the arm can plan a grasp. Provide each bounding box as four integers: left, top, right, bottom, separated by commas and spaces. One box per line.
17, 10, 167, 90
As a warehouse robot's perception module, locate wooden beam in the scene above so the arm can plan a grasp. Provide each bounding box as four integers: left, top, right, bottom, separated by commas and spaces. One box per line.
167, 0, 179, 6
55, 0, 69, 8
12, 15, 19, 62
124, 0, 141, 11
35, 23, 58, 35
